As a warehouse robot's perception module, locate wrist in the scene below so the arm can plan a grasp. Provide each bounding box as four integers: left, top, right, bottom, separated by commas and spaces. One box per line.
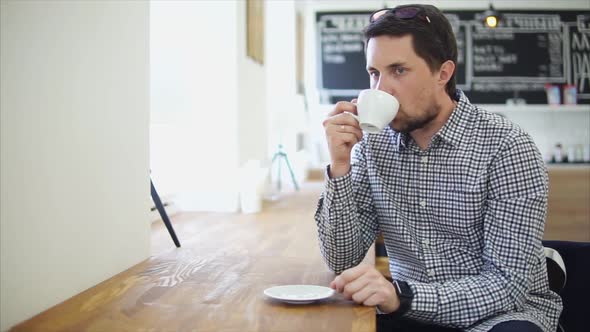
377, 297, 400, 314
329, 163, 350, 178
392, 280, 413, 316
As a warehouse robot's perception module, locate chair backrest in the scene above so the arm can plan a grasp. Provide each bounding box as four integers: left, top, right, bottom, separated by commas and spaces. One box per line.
544, 246, 566, 294
543, 240, 590, 332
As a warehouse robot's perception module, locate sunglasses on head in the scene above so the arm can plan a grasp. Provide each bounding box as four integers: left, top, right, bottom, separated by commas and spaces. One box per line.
370, 6, 431, 24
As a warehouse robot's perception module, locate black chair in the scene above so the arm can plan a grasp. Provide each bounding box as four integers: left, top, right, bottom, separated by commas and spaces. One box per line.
543, 240, 590, 332
150, 179, 180, 248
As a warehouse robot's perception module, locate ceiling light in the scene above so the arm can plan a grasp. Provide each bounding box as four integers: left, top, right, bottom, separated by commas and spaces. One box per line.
482, 4, 500, 28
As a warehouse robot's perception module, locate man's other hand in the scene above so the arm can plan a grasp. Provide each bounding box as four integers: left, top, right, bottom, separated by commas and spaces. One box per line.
330, 264, 400, 314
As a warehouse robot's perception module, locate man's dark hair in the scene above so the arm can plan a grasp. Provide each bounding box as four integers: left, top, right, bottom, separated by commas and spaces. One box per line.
364, 4, 458, 98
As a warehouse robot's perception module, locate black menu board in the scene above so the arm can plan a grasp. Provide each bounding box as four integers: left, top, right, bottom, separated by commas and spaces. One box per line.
317, 10, 590, 104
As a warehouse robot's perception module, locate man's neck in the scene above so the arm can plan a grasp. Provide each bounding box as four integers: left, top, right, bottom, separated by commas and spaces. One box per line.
410, 95, 457, 150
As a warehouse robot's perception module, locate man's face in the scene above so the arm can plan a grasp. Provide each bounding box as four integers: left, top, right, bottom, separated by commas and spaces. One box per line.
366, 34, 440, 133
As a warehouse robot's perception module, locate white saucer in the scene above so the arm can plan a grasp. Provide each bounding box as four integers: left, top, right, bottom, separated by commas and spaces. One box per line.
264, 285, 335, 304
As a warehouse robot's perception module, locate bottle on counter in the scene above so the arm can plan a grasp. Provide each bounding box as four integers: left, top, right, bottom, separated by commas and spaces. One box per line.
574, 144, 584, 163
545, 84, 561, 105
563, 85, 578, 105
567, 146, 576, 163
553, 143, 564, 163
583, 145, 590, 163
543, 149, 553, 163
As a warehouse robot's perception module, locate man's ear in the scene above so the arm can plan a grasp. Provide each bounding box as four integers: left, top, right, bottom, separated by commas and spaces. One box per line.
438, 60, 455, 86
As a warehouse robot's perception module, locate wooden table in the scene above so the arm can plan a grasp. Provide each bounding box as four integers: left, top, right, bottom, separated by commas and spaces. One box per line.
12, 187, 376, 332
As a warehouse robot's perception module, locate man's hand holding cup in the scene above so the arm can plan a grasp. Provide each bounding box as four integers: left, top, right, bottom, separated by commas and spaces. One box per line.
323, 89, 399, 178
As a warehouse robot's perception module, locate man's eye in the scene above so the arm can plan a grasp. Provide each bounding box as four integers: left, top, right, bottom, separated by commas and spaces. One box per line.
369, 71, 380, 78
394, 67, 406, 75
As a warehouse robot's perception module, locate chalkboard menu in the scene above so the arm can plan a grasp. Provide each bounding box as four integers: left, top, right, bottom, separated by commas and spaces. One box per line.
316, 10, 590, 104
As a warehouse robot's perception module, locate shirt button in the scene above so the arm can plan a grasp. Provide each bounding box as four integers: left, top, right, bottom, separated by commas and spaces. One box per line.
421, 156, 428, 163
419, 200, 427, 207
427, 269, 435, 277
422, 239, 430, 247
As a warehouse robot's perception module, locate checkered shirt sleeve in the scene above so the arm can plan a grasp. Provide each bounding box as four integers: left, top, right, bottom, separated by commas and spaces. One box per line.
315, 142, 379, 274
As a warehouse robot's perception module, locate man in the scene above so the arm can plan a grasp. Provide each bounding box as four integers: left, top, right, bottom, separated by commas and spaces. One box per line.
315, 4, 562, 332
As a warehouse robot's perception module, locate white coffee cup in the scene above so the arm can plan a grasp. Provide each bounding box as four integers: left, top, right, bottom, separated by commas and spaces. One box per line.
347, 89, 399, 134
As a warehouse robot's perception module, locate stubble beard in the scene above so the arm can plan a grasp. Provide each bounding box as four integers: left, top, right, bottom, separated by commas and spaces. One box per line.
391, 106, 439, 134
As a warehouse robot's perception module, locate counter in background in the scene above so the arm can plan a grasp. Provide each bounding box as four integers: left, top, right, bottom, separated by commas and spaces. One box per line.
546, 165, 590, 242
478, 104, 590, 165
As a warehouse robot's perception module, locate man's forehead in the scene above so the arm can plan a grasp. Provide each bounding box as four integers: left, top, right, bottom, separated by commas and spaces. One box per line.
367, 35, 414, 54
366, 35, 414, 67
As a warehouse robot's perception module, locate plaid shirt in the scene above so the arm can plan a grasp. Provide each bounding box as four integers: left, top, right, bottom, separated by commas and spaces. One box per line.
315, 91, 562, 332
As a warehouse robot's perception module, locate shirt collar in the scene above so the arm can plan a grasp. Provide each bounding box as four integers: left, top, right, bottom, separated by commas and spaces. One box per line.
434, 90, 475, 149
384, 128, 409, 152
387, 90, 475, 152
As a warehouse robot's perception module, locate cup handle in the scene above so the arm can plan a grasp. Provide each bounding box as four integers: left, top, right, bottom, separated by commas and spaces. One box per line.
343, 111, 359, 123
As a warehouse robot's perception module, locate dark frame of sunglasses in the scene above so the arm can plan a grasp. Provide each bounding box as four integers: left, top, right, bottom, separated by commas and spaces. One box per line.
369, 5, 431, 24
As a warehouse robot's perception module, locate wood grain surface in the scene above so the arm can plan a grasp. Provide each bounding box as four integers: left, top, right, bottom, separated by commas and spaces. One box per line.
11, 182, 375, 332
545, 166, 590, 242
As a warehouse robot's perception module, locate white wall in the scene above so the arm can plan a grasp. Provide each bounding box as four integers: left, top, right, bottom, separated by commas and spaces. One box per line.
150, 0, 304, 211
265, 0, 309, 191
0, 1, 150, 330
237, 1, 268, 166
150, 1, 241, 212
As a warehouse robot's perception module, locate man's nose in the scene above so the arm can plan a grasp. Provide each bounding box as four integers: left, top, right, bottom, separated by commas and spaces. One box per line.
375, 77, 393, 94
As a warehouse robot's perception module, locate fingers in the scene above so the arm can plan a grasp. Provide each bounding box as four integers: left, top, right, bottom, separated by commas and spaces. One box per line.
341, 265, 380, 300
329, 280, 336, 289
360, 292, 386, 307
331, 264, 372, 293
340, 264, 372, 283
323, 112, 363, 148
323, 100, 363, 170
328, 101, 358, 117
330, 264, 395, 308
326, 123, 363, 143
351, 284, 380, 305
343, 276, 370, 300
323, 111, 360, 129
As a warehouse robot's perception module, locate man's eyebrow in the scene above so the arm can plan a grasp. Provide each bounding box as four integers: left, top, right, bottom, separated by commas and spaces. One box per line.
386, 62, 406, 69
366, 62, 407, 72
